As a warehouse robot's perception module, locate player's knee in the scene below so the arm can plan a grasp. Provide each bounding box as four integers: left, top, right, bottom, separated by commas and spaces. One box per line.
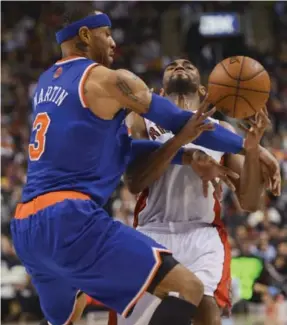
179, 273, 204, 305
147, 295, 198, 325
194, 296, 222, 325
147, 254, 204, 306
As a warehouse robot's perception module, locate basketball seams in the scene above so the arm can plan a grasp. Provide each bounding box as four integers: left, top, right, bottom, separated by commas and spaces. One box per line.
213, 94, 235, 108
220, 62, 238, 80
208, 82, 269, 94
215, 94, 257, 116
236, 95, 257, 114
234, 57, 245, 117
239, 68, 266, 81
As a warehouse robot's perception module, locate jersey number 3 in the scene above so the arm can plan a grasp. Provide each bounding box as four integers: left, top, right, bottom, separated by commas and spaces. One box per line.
29, 113, 51, 161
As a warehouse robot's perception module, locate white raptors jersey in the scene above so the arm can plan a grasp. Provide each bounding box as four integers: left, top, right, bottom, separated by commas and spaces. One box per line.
136, 117, 225, 230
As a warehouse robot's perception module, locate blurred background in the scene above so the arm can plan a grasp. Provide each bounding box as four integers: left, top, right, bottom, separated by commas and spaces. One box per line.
1, 1, 287, 324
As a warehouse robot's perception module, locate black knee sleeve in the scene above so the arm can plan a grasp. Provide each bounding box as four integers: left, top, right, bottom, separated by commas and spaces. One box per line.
148, 296, 196, 325
147, 252, 179, 294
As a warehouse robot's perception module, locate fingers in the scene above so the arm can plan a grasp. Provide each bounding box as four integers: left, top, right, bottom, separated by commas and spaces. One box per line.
218, 165, 240, 179
194, 106, 216, 128
237, 122, 249, 133
220, 175, 236, 192
202, 180, 209, 198
198, 123, 215, 132
192, 150, 210, 163
272, 174, 281, 196
202, 106, 216, 120
211, 179, 222, 201
197, 94, 211, 115
200, 155, 239, 179
260, 160, 281, 196
246, 118, 257, 128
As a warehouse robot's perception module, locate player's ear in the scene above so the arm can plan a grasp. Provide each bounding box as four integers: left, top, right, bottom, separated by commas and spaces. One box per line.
78, 26, 92, 46
198, 85, 206, 97
159, 88, 165, 97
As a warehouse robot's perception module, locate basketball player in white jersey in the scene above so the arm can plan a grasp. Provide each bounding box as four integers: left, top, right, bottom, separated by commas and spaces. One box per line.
116, 59, 280, 325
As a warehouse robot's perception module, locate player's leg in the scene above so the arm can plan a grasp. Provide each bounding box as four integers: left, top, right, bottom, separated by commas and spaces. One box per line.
194, 296, 222, 325
123, 225, 231, 325
11, 203, 88, 325
53, 200, 204, 325
146, 262, 204, 325
32, 279, 86, 325
39, 293, 87, 325
190, 226, 231, 325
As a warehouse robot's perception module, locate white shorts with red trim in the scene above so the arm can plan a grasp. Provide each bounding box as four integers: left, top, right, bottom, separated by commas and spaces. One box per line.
117, 224, 231, 325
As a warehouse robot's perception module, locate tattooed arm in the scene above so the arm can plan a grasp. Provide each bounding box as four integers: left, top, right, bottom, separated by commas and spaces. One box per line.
84, 66, 247, 155
83, 67, 152, 119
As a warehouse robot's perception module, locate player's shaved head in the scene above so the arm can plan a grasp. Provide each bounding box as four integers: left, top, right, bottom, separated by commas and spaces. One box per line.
52, 2, 115, 67
163, 59, 201, 95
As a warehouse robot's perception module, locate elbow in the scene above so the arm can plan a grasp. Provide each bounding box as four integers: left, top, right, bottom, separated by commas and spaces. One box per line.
127, 183, 142, 195
124, 177, 143, 195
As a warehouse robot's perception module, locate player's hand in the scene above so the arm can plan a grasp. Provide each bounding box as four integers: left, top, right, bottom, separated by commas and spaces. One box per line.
239, 107, 271, 152
184, 149, 239, 199
259, 147, 281, 196
177, 96, 216, 146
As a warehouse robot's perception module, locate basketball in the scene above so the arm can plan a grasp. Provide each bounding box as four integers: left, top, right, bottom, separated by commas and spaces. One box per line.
207, 56, 271, 119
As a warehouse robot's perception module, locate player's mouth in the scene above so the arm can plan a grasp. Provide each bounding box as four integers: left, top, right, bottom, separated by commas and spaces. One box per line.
172, 71, 188, 78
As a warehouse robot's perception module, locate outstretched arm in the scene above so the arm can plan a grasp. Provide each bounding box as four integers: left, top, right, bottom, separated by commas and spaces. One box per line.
85, 66, 245, 154
222, 115, 268, 212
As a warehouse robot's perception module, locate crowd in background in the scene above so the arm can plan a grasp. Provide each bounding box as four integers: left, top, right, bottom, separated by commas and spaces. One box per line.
1, 1, 287, 323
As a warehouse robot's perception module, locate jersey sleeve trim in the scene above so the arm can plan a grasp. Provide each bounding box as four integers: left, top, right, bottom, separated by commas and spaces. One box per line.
78, 63, 99, 108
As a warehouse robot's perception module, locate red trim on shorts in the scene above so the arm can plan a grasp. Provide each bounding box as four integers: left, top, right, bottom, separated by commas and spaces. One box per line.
133, 188, 149, 228
86, 296, 104, 306
108, 310, 117, 325
214, 226, 232, 309
212, 155, 232, 309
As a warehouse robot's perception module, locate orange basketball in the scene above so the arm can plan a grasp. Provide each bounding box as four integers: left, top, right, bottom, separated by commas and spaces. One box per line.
207, 56, 271, 119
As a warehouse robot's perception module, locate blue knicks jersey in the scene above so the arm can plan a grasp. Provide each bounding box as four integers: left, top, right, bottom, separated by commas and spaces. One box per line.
22, 56, 131, 205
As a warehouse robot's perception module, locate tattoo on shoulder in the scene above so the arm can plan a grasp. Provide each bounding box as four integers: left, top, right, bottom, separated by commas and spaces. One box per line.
115, 76, 147, 107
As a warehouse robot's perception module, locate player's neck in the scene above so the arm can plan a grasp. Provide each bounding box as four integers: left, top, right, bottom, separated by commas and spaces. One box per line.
60, 43, 92, 60
167, 93, 200, 112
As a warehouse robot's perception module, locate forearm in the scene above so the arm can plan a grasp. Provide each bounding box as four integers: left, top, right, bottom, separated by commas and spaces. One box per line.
142, 94, 244, 154
239, 149, 264, 211
112, 70, 244, 154
126, 139, 185, 194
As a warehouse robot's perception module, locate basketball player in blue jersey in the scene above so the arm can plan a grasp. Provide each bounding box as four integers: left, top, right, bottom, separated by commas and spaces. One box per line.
10, 3, 270, 325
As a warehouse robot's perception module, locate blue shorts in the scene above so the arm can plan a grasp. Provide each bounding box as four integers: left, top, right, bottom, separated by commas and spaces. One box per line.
11, 191, 170, 325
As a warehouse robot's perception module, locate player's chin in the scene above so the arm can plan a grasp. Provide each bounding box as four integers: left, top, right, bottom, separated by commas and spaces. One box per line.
105, 56, 113, 67
172, 73, 188, 80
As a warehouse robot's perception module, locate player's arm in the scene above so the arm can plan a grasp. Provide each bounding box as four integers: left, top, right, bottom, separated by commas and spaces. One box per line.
258, 146, 281, 196
221, 120, 265, 212
84, 66, 245, 154
125, 113, 184, 194
124, 113, 211, 194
